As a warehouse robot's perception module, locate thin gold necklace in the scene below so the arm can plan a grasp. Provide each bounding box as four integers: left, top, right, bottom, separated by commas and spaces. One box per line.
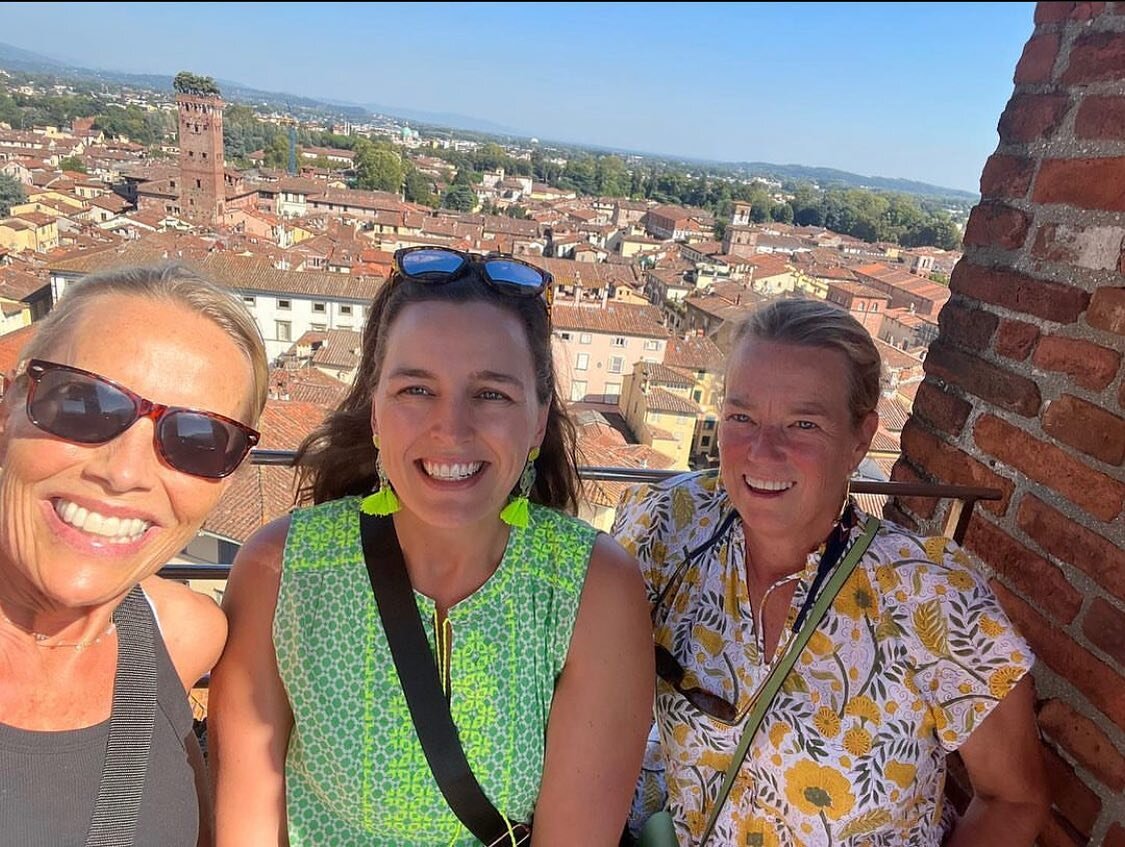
0, 608, 116, 651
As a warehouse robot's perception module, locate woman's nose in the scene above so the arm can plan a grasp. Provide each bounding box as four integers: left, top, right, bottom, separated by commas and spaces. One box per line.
81, 419, 160, 492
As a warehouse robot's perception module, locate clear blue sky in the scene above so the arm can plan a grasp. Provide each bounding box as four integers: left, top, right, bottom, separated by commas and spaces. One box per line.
6, 2, 1036, 193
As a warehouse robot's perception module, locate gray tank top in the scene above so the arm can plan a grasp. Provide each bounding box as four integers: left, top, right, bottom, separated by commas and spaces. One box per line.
0, 591, 200, 847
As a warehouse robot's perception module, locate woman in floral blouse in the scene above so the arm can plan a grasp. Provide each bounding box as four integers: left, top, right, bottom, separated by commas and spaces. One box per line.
613, 299, 1048, 846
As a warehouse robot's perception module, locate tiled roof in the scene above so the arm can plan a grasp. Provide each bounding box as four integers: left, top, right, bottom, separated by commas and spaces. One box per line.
551, 303, 669, 338
268, 366, 347, 408
877, 394, 912, 432
0, 323, 38, 375
311, 329, 362, 370
637, 362, 694, 388
664, 335, 725, 372
646, 386, 701, 416
0, 267, 48, 301
49, 240, 385, 301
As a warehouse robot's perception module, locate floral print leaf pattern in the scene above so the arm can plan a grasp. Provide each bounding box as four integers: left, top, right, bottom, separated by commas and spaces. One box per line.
613, 471, 1035, 846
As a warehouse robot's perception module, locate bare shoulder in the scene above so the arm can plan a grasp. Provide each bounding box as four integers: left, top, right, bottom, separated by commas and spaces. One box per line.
572, 533, 648, 644
586, 532, 646, 593
230, 515, 293, 582
140, 575, 227, 691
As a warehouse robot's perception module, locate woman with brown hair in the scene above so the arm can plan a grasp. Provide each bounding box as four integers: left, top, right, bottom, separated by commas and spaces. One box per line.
211, 248, 653, 846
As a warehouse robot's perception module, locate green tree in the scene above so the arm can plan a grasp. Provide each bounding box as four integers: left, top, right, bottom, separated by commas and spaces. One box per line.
173, 72, 220, 97
770, 202, 794, 224
595, 155, 629, 197
354, 143, 404, 193
403, 167, 438, 207
441, 184, 477, 211
0, 173, 26, 217
58, 155, 86, 173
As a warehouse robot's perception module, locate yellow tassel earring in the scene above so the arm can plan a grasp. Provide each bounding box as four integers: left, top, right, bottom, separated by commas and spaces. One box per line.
360, 434, 400, 516
499, 447, 539, 529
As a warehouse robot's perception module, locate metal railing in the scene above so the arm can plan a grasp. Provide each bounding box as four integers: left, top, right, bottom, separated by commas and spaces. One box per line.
158, 449, 1000, 582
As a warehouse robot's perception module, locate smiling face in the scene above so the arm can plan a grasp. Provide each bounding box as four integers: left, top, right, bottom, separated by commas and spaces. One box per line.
718, 338, 877, 553
0, 294, 256, 611
371, 299, 548, 533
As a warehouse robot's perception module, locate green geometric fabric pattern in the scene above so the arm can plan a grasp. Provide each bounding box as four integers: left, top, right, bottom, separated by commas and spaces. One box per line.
275, 496, 596, 846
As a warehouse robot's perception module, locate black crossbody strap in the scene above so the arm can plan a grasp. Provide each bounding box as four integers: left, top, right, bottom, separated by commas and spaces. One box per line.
360, 513, 527, 847
86, 585, 158, 847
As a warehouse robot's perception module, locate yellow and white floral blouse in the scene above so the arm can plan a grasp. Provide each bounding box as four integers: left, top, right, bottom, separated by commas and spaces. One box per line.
613, 470, 1034, 847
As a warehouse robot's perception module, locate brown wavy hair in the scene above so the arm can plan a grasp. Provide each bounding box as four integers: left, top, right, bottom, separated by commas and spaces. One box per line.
295, 270, 580, 512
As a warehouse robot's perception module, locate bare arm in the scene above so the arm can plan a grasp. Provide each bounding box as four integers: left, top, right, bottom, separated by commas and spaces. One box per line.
208, 518, 294, 847
945, 675, 1050, 846
531, 534, 655, 846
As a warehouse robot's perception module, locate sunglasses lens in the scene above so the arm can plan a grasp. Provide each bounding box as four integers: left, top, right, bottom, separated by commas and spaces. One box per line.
29, 368, 136, 443
400, 248, 466, 278
158, 412, 252, 479
482, 259, 546, 294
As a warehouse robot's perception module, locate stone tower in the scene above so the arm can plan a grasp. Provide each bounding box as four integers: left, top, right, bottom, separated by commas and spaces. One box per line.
176, 78, 225, 227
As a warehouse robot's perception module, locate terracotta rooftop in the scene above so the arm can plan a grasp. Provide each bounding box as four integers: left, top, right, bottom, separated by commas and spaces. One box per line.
552, 303, 669, 339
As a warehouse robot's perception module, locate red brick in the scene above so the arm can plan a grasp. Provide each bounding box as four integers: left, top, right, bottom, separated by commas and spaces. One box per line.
881, 497, 921, 533
1062, 30, 1125, 85
937, 301, 998, 351
998, 93, 1071, 144
1083, 597, 1125, 665
995, 318, 1041, 361
1018, 494, 1125, 602
964, 518, 1082, 623
1075, 96, 1125, 141
1032, 222, 1125, 271
1034, 158, 1125, 212
914, 380, 971, 436
980, 154, 1036, 200
1088, 286, 1125, 334
1016, 32, 1061, 84
1042, 395, 1125, 465
1107, 823, 1125, 847
974, 414, 1125, 521
1033, 335, 1121, 390
1043, 744, 1102, 836
1070, 1, 1107, 18
1036, 2, 1077, 23
899, 419, 1014, 516
993, 581, 1125, 729
1039, 699, 1125, 792
963, 203, 1032, 251
889, 456, 938, 520
950, 260, 1091, 323
926, 342, 1042, 417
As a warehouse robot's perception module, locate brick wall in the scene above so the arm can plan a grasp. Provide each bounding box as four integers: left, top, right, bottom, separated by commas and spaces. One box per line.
891, 3, 1125, 843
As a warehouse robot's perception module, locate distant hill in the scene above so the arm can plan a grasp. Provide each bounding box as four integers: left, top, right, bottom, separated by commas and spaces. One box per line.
0, 40, 977, 202
731, 162, 978, 203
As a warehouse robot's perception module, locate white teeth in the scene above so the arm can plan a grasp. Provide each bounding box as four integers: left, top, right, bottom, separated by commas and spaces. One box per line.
422, 461, 483, 481
54, 499, 151, 543
744, 476, 795, 492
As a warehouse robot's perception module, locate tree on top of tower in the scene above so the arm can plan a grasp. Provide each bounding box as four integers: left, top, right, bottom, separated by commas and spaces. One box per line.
173, 72, 221, 97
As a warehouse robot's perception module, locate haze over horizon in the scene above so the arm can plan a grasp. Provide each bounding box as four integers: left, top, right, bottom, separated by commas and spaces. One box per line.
4, 2, 1036, 194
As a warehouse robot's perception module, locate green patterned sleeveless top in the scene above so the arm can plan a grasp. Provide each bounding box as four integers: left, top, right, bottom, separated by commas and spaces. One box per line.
275, 496, 597, 846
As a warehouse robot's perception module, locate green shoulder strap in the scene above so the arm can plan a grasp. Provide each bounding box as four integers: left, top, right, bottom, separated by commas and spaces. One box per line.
697, 517, 882, 846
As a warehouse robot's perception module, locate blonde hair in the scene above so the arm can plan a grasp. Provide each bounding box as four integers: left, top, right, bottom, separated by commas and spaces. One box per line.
22, 262, 268, 421
730, 298, 882, 424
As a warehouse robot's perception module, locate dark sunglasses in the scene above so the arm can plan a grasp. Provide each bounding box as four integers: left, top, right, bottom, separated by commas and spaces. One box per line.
21, 359, 260, 480
652, 505, 859, 725
393, 247, 554, 311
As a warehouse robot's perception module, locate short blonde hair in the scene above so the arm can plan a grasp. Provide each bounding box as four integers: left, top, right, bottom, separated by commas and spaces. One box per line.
21, 262, 268, 421
730, 298, 882, 424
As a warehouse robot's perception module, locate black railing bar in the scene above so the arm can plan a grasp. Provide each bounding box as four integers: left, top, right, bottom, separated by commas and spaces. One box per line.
247, 452, 1001, 502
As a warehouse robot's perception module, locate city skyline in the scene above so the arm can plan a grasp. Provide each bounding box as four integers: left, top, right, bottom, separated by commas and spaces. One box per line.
5, 2, 1036, 193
